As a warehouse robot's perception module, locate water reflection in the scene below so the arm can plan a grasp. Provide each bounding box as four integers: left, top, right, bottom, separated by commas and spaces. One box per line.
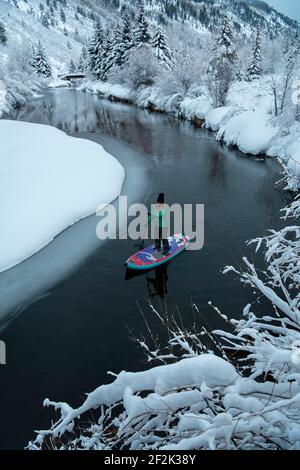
125, 264, 169, 300
147, 266, 169, 300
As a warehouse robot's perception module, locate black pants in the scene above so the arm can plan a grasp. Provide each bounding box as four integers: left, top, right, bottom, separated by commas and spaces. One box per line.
155, 227, 169, 253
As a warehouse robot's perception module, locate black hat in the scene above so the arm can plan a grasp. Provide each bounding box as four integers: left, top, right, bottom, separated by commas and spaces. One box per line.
157, 193, 165, 203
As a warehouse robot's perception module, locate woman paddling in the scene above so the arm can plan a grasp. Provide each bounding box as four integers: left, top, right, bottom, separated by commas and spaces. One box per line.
149, 193, 170, 255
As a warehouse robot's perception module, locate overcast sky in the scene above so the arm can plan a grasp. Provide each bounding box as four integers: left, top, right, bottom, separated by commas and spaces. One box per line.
267, 0, 300, 22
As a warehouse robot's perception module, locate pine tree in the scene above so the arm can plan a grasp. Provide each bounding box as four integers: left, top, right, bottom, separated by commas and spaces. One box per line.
107, 24, 123, 70
78, 46, 88, 72
118, 12, 134, 65
151, 26, 174, 68
247, 24, 263, 81
216, 15, 237, 63
96, 32, 113, 80
88, 20, 104, 72
41, 13, 50, 28
69, 58, 76, 73
134, 1, 151, 48
60, 7, 66, 23
0, 21, 7, 45
31, 41, 52, 77
207, 16, 237, 107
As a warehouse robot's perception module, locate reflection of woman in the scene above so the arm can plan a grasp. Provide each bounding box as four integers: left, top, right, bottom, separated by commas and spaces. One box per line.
149, 193, 170, 255
147, 266, 168, 300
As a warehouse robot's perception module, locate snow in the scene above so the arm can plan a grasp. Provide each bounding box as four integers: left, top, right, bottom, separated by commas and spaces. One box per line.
205, 106, 235, 131
48, 78, 71, 89
179, 95, 211, 120
287, 142, 300, 178
0, 120, 125, 272
221, 109, 279, 155
30, 354, 238, 442
80, 80, 135, 103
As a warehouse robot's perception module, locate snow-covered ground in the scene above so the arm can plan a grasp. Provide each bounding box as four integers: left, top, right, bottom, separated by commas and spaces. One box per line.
0, 120, 124, 273
79, 76, 300, 190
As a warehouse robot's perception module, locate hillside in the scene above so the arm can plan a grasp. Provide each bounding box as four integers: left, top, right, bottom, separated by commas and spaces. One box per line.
0, 0, 299, 116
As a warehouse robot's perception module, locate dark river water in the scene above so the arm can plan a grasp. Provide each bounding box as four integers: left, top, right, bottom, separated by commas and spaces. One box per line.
0, 89, 291, 449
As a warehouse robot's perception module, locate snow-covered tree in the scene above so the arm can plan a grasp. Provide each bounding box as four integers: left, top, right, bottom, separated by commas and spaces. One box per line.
60, 7, 66, 23
0, 21, 7, 46
118, 12, 134, 65
41, 12, 50, 29
78, 46, 88, 72
74, 27, 79, 41
31, 41, 52, 77
88, 20, 104, 73
247, 24, 263, 81
271, 38, 300, 120
151, 26, 174, 68
124, 45, 159, 90
96, 32, 113, 80
133, 1, 151, 48
106, 25, 123, 71
68, 58, 76, 73
207, 15, 237, 107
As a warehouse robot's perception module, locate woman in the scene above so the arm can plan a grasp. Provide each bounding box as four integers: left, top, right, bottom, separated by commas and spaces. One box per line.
149, 193, 170, 255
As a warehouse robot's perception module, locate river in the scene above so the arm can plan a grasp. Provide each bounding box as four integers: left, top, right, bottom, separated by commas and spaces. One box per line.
0, 88, 291, 449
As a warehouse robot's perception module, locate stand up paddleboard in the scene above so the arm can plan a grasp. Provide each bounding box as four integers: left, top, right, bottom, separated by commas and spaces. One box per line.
126, 234, 190, 270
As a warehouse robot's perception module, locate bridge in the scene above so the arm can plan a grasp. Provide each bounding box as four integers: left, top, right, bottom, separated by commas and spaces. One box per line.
59, 73, 86, 81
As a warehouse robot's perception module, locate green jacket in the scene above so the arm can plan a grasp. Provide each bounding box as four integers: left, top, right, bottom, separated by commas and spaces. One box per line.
149, 205, 167, 228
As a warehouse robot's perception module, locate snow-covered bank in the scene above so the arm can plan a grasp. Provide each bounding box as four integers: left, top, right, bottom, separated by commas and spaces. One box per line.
79, 77, 300, 191
0, 120, 125, 273
80, 80, 135, 104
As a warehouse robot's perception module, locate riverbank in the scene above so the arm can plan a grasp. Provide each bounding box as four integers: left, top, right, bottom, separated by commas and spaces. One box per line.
79, 77, 300, 192
0, 119, 124, 273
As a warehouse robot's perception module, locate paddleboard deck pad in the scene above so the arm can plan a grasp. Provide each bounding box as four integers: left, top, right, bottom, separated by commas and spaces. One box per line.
126, 234, 190, 270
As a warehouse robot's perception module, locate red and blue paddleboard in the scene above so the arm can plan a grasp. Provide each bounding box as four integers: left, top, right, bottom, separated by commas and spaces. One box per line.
126, 234, 190, 270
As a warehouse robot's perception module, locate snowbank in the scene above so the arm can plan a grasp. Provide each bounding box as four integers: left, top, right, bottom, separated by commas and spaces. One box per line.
205, 106, 235, 131
48, 78, 72, 89
80, 80, 135, 103
0, 120, 125, 272
179, 95, 211, 120
220, 110, 279, 155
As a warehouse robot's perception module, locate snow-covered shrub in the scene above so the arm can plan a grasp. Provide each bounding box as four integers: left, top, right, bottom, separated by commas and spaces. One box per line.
120, 45, 160, 91
155, 50, 204, 99
28, 198, 300, 450
0, 43, 41, 114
